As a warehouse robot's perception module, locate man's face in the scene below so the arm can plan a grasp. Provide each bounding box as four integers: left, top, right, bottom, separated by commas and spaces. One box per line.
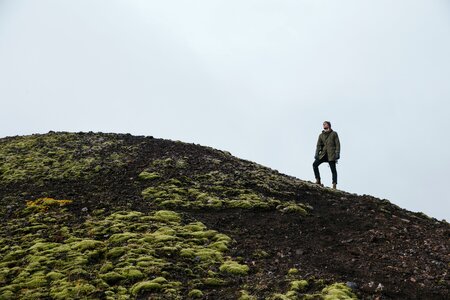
323, 122, 329, 130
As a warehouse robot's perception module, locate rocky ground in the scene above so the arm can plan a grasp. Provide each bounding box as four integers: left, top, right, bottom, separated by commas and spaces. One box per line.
0, 132, 448, 299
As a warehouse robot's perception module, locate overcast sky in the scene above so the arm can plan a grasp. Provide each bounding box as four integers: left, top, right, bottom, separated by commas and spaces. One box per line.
1, 0, 449, 220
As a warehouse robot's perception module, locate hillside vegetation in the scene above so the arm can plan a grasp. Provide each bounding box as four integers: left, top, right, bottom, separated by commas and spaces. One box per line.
0, 132, 448, 299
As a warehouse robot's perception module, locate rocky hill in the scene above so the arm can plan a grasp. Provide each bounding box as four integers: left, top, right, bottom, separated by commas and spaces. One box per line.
0, 132, 448, 300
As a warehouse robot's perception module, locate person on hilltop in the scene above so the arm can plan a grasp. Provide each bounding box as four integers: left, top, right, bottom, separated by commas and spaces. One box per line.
313, 121, 341, 189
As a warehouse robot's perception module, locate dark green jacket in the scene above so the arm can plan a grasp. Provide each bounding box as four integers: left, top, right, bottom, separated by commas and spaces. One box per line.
315, 130, 340, 161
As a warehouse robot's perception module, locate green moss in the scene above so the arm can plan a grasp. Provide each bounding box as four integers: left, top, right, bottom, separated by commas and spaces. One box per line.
110, 211, 144, 221
155, 226, 177, 236
101, 272, 125, 284
287, 268, 299, 275
180, 248, 196, 258
156, 246, 179, 256
43, 216, 57, 223
138, 171, 160, 181
205, 198, 223, 208
70, 239, 104, 252
0, 268, 10, 282
253, 249, 270, 258
290, 280, 308, 292
104, 290, 115, 297
321, 283, 358, 300
50, 280, 96, 299
106, 247, 127, 259
68, 267, 89, 278
0, 206, 245, 299
219, 261, 249, 276
192, 192, 223, 208
151, 277, 168, 284
208, 241, 228, 252
195, 249, 223, 261
213, 233, 232, 243
277, 203, 307, 215
25, 198, 73, 214
108, 233, 138, 244
270, 281, 359, 300
24, 274, 48, 288
227, 200, 255, 209
203, 277, 225, 286
46, 271, 64, 280
135, 260, 166, 274
188, 289, 203, 298
239, 290, 257, 300
0, 290, 14, 299
130, 281, 162, 295
142, 187, 163, 199
3, 249, 26, 261
270, 294, 290, 300
142, 232, 178, 243
285, 291, 298, 298
183, 222, 207, 232
140, 172, 311, 214
168, 178, 183, 186
188, 230, 217, 239
175, 159, 187, 168
99, 262, 114, 273
21, 289, 50, 299
0, 133, 136, 183
152, 210, 181, 223
152, 158, 174, 168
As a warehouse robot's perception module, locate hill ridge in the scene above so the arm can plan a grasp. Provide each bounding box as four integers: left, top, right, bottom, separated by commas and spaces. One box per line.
0, 132, 448, 299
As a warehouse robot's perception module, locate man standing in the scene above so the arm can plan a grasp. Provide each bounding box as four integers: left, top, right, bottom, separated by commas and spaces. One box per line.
313, 121, 341, 189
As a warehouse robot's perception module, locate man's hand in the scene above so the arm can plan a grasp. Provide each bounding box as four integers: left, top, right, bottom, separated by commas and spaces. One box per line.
314, 155, 319, 160
335, 153, 340, 160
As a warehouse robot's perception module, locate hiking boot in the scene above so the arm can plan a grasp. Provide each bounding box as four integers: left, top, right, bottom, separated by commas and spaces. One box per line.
315, 179, 323, 187
332, 183, 337, 189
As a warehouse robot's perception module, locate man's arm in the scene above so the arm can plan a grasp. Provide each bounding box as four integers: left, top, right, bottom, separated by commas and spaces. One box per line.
315, 135, 323, 159
335, 132, 341, 159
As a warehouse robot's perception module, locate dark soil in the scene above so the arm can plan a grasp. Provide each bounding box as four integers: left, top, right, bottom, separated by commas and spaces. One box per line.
1, 132, 449, 299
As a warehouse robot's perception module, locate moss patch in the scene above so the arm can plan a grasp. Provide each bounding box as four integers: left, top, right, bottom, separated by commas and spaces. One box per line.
138, 171, 160, 181
141, 177, 309, 216
138, 153, 312, 215
130, 280, 163, 295
0, 203, 243, 299
0, 133, 138, 184
219, 261, 249, 276
270, 277, 359, 300
239, 290, 257, 300
321, 283, 358, 300
290, 280, 308, 292
188, 289, 204, 298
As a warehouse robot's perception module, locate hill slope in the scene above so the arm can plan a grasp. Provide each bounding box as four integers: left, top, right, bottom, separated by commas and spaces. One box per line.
0, 132, 448, 299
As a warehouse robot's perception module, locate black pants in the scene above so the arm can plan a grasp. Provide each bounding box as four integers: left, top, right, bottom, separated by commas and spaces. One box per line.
313, 155, 337, 184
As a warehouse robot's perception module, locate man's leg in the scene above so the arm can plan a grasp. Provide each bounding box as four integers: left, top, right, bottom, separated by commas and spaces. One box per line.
328, 161, 338, 185
313, 157, 325, 184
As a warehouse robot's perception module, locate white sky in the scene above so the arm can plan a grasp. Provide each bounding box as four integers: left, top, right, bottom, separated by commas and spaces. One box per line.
1, 0, 449, 220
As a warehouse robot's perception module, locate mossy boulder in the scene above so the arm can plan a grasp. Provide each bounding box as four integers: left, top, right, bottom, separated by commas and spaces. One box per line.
290, 280, 308, 292
188, 289, 204, 298
219, 261, 249, 276
152, 210, 181, 223
130, 280, 163, 295
138, 171, 160, 181
321, 283, 358, 300
100, 271, 125, 284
